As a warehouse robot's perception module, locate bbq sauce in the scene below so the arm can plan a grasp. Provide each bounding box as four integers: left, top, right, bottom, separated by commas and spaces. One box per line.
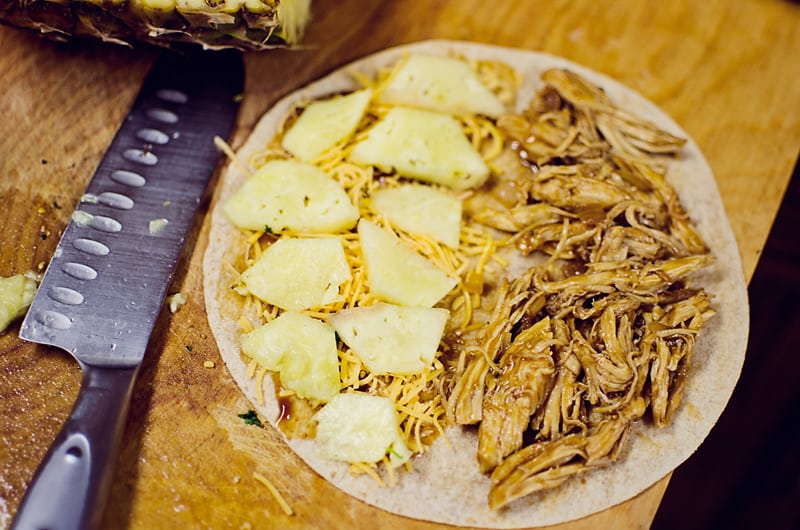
272, 373, 317, 439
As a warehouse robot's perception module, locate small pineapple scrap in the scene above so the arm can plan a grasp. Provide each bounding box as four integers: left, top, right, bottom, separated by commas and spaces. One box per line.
148, 218, 169, 234
0, 273, 38, 333
166, 292, 187, 313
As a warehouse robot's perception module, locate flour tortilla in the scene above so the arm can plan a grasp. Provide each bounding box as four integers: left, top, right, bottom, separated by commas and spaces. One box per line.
203, 40, 749, 527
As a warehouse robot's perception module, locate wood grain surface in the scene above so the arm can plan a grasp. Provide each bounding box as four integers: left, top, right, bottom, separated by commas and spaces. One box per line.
2, 1, 800, 528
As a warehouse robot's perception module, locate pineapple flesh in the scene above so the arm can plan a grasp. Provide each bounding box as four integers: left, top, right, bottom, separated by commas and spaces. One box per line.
377, 54, 506, 118
282, 88, 373, 162
223, 159, 359, 234
314, 393, 412, 467
239, 236, 351, 311
357, 219, 457, 308
0, 0, 312, 50
0, 273, 37, 333
369, 183, 462, 249
241, 311, 340, 402
328, 302, 449, 375
349, 106, 490, 191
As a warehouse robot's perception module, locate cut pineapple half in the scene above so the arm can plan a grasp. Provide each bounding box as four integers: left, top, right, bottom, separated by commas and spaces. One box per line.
239, 237, 351, 311
370, 183, 462, 249
377, 54, 506, 118
328, 302, 449, 375
2, 0, 312, 50
357, 219, 457, 308
349, 106, 490, 191
241, 311, 340, 403
282, 89, 373, 162
223, 159, 359, 233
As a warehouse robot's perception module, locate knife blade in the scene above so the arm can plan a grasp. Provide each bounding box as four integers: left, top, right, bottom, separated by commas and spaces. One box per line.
12, 49, 243, 530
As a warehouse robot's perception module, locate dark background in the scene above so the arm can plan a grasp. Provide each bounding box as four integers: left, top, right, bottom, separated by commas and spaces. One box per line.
652, 154, 800, 529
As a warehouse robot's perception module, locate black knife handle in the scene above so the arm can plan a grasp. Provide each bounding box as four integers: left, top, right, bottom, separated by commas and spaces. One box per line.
11, 364, 139, 530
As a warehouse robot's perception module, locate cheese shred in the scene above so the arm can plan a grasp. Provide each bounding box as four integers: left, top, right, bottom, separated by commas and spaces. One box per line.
349, 462, 386, 488
252, 471, 294, 516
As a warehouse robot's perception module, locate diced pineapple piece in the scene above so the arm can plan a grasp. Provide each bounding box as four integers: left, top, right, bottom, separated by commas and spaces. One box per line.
240, 237, 351, 311
0, 273, 37, 333
329, 302, 448, 375
357, 219, 456, 308
282, 89, 373, 161
349, 107, 490, 191
223, 159, 358, 233
241, 311, 339, 402
314, 393, 411, 467
371, 184, 462, 249
378, 54, 506, 118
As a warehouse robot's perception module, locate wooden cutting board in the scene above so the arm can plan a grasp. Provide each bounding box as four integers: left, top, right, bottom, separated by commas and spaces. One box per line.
2, 1, 800, 528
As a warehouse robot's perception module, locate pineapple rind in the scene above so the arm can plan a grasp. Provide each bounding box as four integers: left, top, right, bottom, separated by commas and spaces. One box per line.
0, 0, 310, 50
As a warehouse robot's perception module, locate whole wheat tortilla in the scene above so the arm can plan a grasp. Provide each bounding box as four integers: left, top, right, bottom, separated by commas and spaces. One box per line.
203, 40, 749, 528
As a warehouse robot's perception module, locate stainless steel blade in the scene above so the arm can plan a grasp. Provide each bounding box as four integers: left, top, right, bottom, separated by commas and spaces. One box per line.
12, 49, 243, 530
19, 50, 242, 365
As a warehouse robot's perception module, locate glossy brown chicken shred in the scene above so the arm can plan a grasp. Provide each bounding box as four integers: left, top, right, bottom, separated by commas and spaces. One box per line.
447, 68, 716, 509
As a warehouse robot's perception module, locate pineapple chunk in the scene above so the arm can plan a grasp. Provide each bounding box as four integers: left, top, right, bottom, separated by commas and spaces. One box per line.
240, 237, 351, 311
282, 89, 373, 161
349, 107, 489, 191
241, 311, 339, 402
222, 159, 358, 233
371, 184, 462, 249
357, 219, 457, 308
0, 273, 37, 333
329, 302, 448, 375
378, 54, 506, 118
314, 392, 411, 467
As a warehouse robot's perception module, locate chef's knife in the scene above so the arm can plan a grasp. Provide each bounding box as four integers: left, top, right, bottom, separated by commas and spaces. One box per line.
12, 49, 243, 530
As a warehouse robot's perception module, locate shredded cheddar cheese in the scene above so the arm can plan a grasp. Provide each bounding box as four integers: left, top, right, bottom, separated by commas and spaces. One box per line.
222, 58, 518, 483
252, 471, 294, 516
254, 366, 268, 406
349, 461, 386, 488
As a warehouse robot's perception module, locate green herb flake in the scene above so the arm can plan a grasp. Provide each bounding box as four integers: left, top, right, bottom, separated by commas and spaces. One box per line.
238, 410, 263, 427
185, 345, 193, 352
264, 225, 274, 234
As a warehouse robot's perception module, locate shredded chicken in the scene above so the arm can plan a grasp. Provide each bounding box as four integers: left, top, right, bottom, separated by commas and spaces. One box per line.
447, 68, 716, 509
478, 317, 556, 472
